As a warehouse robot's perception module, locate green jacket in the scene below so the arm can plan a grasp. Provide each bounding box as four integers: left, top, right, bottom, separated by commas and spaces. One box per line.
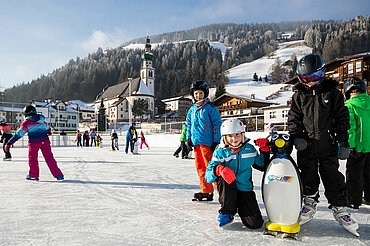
180, 124, 187, 142
345, 93, 370, 152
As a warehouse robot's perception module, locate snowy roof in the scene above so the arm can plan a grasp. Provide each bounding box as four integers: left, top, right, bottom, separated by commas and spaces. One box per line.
32, 100, 78, 113
161, 96, 191, 102
133, 79, 154, 96
213, 93, 277, 105
0, 106, 23, 112
67, 100, 95, 112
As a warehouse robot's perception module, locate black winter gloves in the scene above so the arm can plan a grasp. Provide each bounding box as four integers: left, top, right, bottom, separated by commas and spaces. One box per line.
186, 139, 193, 148
338, 142, 350, 160
293, 138, 308, 151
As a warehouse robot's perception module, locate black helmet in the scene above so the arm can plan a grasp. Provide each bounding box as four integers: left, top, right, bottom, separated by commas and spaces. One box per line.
343, 77, 367, 100
23, 105, 37, 116
297, 54, 325, 84
190, 80, 209, 100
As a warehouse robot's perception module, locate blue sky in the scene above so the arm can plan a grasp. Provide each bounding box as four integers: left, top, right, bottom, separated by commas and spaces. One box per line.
0, 0, 369, 89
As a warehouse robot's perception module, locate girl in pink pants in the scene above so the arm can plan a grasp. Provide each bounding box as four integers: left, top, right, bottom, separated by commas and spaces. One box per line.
5, 105, 64, 181
140, 131, 149, 150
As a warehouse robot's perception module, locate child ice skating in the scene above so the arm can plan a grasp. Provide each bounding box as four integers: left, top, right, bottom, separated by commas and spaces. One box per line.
0, 120, 13, 161
139, 131, 149, 150
5, 105, 64, 181
205, 119, 269, 228
111, 129, 119, 151
173, 123, 189, 158
97, 134, 103, 148
288, 54, 359, 236
76, 130, 82, 147
186, 80, 222, 201
343, 77, 370, 209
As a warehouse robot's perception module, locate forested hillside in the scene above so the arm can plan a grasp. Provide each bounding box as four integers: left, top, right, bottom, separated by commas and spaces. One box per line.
4, 16, 369, 103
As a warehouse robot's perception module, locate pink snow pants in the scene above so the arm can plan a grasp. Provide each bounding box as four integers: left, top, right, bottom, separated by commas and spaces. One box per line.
28, 142, 63, 178
140, 140, 149, 149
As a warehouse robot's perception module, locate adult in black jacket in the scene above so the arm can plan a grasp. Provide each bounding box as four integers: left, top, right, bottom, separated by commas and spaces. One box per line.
287, 54, 356, 231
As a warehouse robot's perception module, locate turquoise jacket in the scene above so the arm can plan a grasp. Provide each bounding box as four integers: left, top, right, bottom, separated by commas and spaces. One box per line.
186, 99, 222, 146
205, 142, 265, 191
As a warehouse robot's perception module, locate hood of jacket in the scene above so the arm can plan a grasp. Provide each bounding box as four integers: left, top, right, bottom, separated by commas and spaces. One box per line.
345, 93, 370, 110
26, 114, 45, 123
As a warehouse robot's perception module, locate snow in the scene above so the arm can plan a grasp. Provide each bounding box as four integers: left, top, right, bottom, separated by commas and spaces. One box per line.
224, 40, 312, 104
133, 79, 154, 96
1, 132, 369, 245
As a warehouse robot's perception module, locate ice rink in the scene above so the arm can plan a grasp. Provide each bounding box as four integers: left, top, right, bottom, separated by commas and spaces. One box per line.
0, 133, 369, 245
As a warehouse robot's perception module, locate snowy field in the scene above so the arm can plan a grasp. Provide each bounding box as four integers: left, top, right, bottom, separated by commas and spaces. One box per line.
1, 132, 369, 245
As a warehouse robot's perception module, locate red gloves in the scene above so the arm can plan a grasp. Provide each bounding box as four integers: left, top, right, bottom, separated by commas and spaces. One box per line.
255, 138, 270, 152
215, 165, 236, 184
4, 143, 12, 152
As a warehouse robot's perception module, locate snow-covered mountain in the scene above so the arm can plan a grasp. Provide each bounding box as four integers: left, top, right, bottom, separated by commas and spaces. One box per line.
223, 40, 312, 105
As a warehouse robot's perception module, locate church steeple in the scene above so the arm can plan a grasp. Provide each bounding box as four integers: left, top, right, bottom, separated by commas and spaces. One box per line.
140, 35, 155, 95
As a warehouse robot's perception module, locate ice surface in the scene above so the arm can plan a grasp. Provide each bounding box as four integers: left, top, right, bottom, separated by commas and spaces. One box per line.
0, 132, 369, 245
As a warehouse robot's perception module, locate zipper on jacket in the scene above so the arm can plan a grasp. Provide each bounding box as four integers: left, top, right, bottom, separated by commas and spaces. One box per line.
312, 89, 316, 140
236, 152, 240, 176
360, 117, 363, 143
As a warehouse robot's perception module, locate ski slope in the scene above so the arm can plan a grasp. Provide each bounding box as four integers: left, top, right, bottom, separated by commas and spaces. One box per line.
0, 132, 369, 245
224, 40, 312, 104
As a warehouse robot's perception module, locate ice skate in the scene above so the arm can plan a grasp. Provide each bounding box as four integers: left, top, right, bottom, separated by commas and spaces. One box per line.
299, 196, 317, 225
362, 198, 370, 206
263, 229, 278, 237
331, 206, 359, 237
217, 213, 234, 228
26, 175, 39, 181
56, 175, 64, 181
281, 232, 299, 240
3, 157, 12, 161
192, 192, 213, 201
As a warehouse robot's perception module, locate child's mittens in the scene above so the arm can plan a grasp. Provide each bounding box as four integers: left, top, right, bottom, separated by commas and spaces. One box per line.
255, 138, 270, 152
215, 165, 236, 184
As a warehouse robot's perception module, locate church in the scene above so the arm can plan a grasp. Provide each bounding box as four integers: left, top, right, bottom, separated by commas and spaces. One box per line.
93, 36, 155, 123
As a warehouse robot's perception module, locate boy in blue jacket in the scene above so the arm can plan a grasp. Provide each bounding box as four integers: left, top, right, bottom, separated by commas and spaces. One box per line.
186, 80, 222, 201
205, 118, 270, 228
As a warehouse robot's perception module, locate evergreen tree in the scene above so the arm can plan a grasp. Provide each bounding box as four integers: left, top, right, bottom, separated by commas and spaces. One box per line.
215, 82, 226, 99
97, 100, 106, 132
132, 98, 149, 119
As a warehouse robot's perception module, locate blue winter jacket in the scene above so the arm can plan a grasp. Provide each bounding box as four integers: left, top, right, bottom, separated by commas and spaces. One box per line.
186, 99, 222, 146
126, 126, 137, 140
205, 142, 265, 191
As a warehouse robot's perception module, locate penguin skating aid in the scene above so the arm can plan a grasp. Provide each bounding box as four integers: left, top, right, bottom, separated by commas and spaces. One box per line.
261, 133, 302, 239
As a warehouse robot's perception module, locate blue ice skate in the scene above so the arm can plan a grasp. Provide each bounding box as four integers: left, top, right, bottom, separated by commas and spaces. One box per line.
218, 213, 234, 227
26, 175, 39, 181
56, 175, 64, 181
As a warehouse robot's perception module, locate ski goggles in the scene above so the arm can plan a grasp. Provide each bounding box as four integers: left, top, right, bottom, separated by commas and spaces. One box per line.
297, 70, 325, 84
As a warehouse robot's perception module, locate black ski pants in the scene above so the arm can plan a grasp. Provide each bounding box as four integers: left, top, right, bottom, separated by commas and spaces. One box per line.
2, 133, 12, 158
217, 177, 263, 229
174, 141, 189, 158
346, 151, 370, 205
297, 139, 347, 206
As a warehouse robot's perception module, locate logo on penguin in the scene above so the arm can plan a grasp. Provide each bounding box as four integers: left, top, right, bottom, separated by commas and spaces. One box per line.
267, 175, 294, 183
271, 133, 293, 155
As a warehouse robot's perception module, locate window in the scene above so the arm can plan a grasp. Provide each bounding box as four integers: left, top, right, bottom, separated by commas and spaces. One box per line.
269, 111, 276, 119
51, 114, 55, 118
348, 63, 354, 74
68, 115, 71, 119
72, 116, 76, 119
121, 114, 123, 118
282, 110, 289, 118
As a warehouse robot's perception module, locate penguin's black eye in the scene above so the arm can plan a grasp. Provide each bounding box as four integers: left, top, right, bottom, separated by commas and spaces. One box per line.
282, 135, 290, 141
272, 134, 279, 141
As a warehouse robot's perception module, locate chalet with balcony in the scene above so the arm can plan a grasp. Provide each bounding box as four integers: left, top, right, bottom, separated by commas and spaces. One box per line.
285, 53, 370, 93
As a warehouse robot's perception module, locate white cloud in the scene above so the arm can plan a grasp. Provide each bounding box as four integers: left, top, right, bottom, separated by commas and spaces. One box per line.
81, 29, 126, 52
